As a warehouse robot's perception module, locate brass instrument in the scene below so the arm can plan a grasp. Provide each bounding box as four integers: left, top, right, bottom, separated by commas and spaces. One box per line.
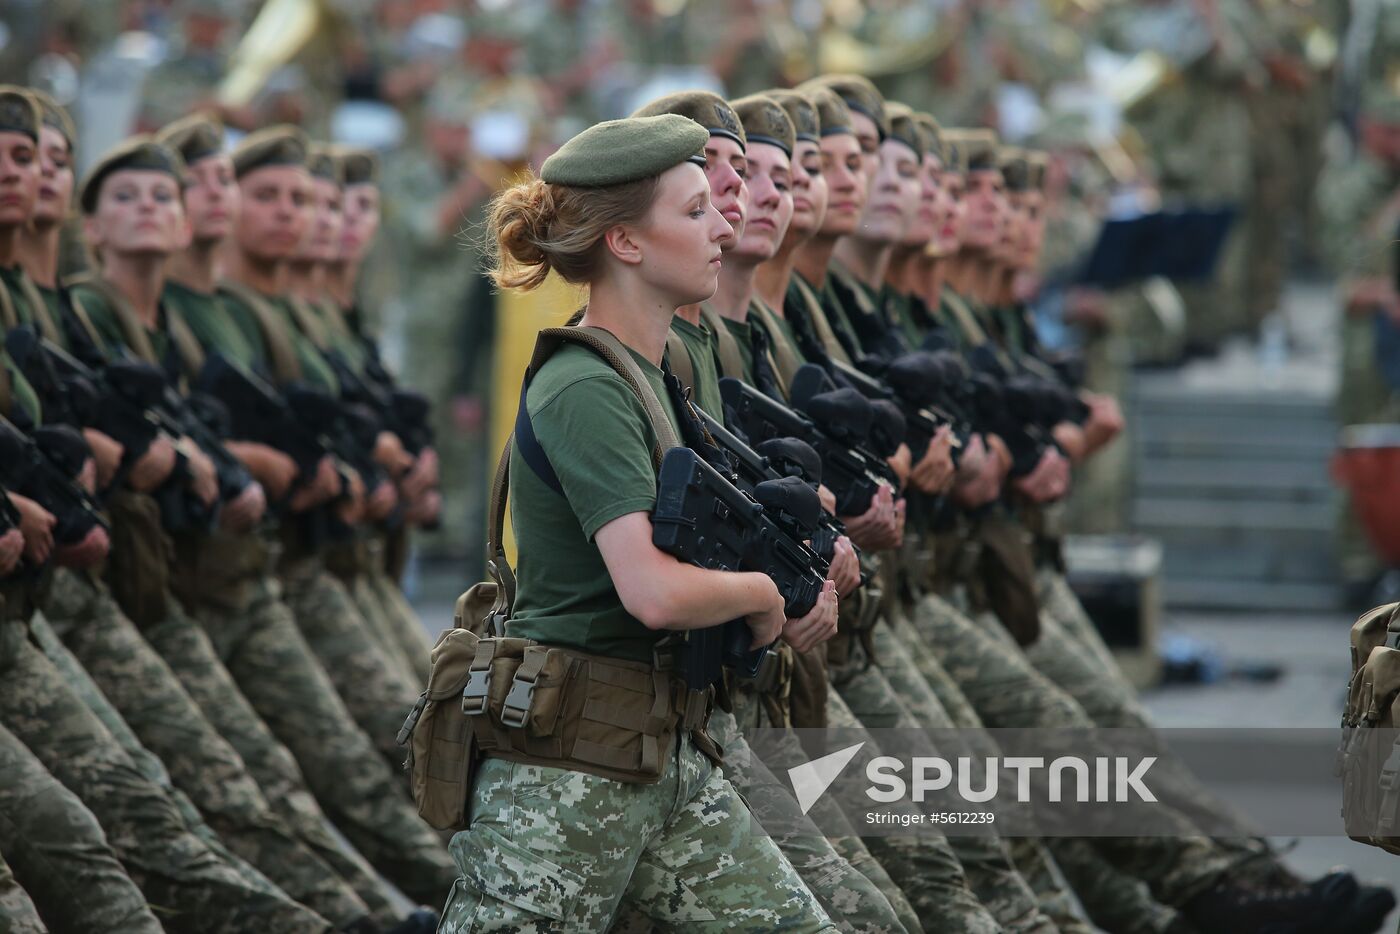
218, 0, 326, 108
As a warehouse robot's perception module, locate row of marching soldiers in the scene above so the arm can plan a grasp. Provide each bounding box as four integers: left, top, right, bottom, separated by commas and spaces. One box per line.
417, 81, 1399, 933
0, 83, 453, 934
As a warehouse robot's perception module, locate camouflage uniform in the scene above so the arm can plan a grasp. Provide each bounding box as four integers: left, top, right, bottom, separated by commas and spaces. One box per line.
441, 736, 838, 932
38, 567, 375, 929
0, 609, 328, 932
0, 719, 162, 934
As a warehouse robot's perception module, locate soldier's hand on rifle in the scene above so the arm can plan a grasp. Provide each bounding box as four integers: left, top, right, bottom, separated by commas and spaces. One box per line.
744, 583, 788, 650
1081, 393, 1124, 457
220, 482, 267, 532
334, 468, 367, 525
128, 435, 178, 492
366, 480, 398, 522
830, 535, 861, 597
887, 442, 912, 489
289, 456, 341, 512
405, 488, 442, 526
816, 483, 837, 515
0, 527, 23, 576
81, 429, 124, 491
54, 525, 110, 570
781, 580, 839, 654
1052, 423, 1087, 463
10, 493, 55, 565
910, 426, 957, 494
184, 443, 219, 507
374, 431, 414, 479
842, 483, 899, 552
225, 442, 298, 501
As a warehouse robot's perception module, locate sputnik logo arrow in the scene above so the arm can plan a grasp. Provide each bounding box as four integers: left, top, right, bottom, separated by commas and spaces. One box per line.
788, 742, 865, 815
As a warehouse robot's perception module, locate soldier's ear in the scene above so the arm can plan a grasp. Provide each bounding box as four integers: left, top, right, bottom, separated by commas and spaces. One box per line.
603, 223, 644, 267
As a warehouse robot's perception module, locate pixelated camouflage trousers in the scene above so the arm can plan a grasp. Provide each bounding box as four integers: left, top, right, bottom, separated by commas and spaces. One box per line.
0, 719, 161, 934
903, 589, 1241, 909
707, 705, 917, 933
440, 736, 839, 932
187, 568, 458, 909
0, 615, 325, 932
832, 631, 1060, 934
39, 567, 372, 930
280, 558, 422, 771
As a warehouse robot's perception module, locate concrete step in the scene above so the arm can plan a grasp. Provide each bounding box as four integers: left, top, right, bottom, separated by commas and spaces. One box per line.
1134, 416, 1335, 451
1159, 541, 1336, 584
1133, 497, 1334, 535
1131, 390, 1333, 420
1136, 458, 1331, 496
1162, 577, 1342, 612
1135, 434, 1337, 462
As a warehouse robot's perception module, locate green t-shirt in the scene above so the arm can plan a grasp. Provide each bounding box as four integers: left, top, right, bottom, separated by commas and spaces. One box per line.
163, 280, 259, 369
721, 316, 757, 385
35, 283, 63, 332
1, 348, 41, 427
0, 265, 39, 331
216, 285, 339, 392
506, 341, 680, 664
668, 315, 724, 418
69, 282, 175, 369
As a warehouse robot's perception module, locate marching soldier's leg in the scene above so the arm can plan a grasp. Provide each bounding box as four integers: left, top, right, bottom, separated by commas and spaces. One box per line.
366, 562, 433, 684
442, 737, 838, 933
708, 706, 916, 933
198, 572, 458, 908
350, 570, 421, 689
0, 849, 44, 934
280, 559, 422, 769
0, 620, 330, 933
846, 627, 1059, 934
1047, 838, 1189, 934
139, 584, 404, 927
40, 570, 374, 929
824, 690, 1002, 934
0, 721, 161, 934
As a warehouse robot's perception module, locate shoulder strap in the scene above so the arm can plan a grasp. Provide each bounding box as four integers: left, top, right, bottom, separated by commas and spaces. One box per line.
64, 273, 160, 364
0, 274, 17, 330
285, 296, 332, 351
163, 302, 207, 383
941, 288, 990, 348
218, 281, 304, 384
12, 270, 61, 346
489, 325, 683, 620
699, 304, 746, 380
0, 353, 12, 419
750, 298, 802, 390
60, 285, 106, 350
665, 328, 696, 400
827, 262, 879, 318
791, 275, 854, 366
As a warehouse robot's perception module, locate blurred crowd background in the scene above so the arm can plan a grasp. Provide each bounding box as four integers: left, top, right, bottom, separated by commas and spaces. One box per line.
3, 0, 1393, 589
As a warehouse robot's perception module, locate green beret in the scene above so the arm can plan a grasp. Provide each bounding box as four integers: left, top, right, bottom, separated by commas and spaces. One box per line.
231, 125, 308, 179
884, 102, 923, 159
336, 146, 380, 187
79, 136, 186, 214
999, 147, 1030, 191
155, 112, 224, 166
1025, 150, 1048, 191
806, 86, 853, 138
949, 128, 1000, 172
632, 90, 746, 151
765, 89, 820, 144
800, 74, 888, 140
0, 86, 40, 142
731, 94, 794, 157
28, 89, 75, 153
913, 112, 945, 165
540, 114, 708, 188
307, 143, 342, 186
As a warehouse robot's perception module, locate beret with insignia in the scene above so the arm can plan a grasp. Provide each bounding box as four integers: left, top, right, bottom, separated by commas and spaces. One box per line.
632, 90, 746, 151
231, 125, 308, 179
155, 112, 224, 166
731, 94, 794, 157
336, 146, 380, 187
29, 89, 75, 153
806, 86, 853, 138
913, 112, 946, 165
307, 143, 343, 186
541, 114, 708, 188
800, 74, 888, 140
0, 86, 40, 142
884, 102, 924, 159
80, 136, 186, 214
764, 89, 820, 144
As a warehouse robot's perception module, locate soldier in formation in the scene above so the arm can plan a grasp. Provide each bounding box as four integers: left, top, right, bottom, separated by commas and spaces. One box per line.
0, 59, 1396, 934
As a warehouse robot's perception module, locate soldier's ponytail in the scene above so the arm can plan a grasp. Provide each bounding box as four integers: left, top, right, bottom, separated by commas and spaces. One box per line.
487, 173, 661, 291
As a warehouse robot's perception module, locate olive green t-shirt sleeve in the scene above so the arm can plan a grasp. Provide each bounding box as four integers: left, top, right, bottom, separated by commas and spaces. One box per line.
528, 372, 659, 541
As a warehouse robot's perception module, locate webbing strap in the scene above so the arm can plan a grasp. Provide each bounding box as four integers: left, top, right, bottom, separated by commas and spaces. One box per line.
665, 328, 695, 398
700, 304, 746, 380
65, 274, 160, 364
750, 298, 803, 390
941, 288, 990, 348
286, 296, 332, 352
218, 281, 304, 384
0, 276, 17, 330
791, 274, 853, 366
13, 270, 61, 346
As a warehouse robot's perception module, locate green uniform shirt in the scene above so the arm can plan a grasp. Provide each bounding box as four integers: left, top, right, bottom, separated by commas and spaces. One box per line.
668, 315, 724, 418
34, 283, 63, 331
217, 287, 340, 392
0, 265, 41, 332
720, 316, 757, 385
1, 347, 41, 427
70, 282, 175, 367
506, 342, 681, 664
163, 280, 259, 370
